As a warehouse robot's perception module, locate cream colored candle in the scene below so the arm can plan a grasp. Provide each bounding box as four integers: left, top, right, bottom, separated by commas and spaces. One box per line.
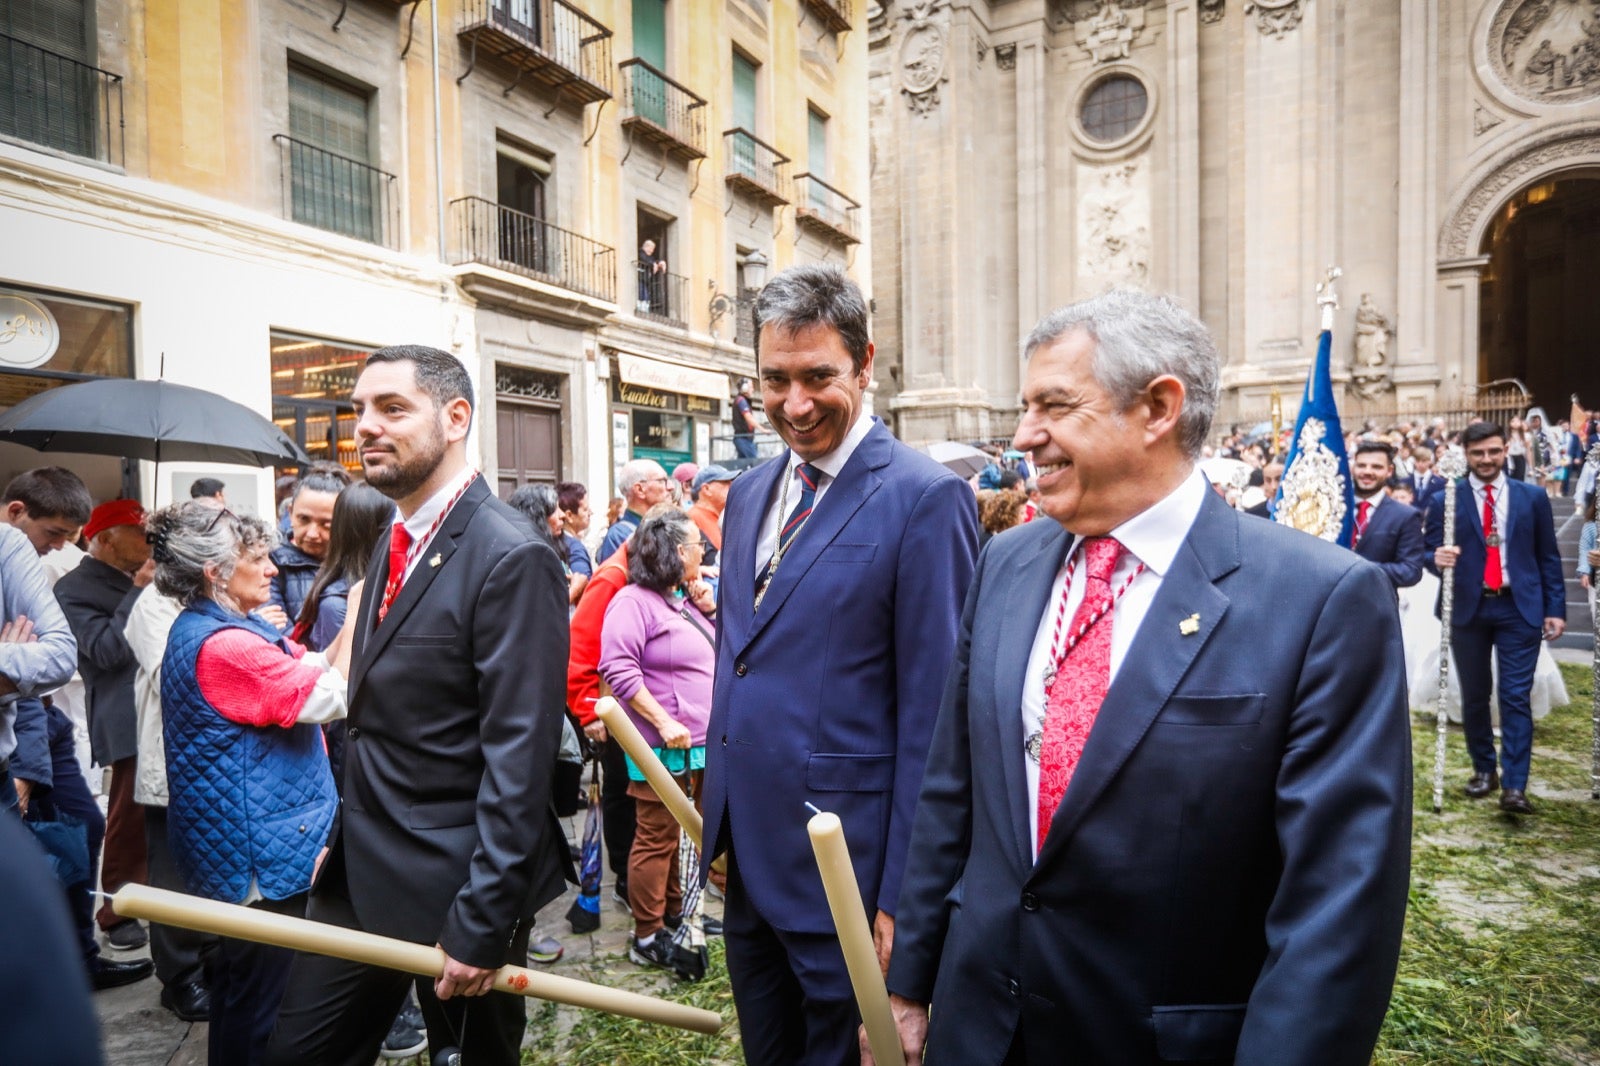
113, 883, 721, 1035
806, 811, 907, 1066
595, 695, 704, 847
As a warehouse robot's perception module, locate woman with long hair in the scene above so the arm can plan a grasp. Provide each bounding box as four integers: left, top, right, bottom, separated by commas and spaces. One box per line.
509, 484, 584, 602
293, 482, 395, 651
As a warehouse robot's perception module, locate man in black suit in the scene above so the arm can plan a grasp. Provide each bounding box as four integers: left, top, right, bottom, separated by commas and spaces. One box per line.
1349, 441, 1425, 592
268, 346, 571, 1066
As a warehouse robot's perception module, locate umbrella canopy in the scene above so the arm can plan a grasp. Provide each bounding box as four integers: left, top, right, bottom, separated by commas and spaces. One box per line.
0, 379, 309, 468
919, 440, 990, 479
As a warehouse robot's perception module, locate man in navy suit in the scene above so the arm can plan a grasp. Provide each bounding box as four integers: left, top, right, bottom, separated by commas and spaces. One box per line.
702, 265, 977, 1066
1425, 421, 1566, 815
1349, 441, 1425, 591
1406, 444, 1446, 502
874, 291, 1411, 1066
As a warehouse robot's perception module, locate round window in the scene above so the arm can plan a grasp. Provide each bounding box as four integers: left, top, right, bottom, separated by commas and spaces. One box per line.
1079, 75, 1149, 144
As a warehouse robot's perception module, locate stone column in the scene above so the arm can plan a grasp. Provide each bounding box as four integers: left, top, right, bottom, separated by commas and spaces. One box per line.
1435, 256, 1488, 404
1394, 0, 1439, 390
1015, 31, 1049, 355
1166, 0, 1201, 307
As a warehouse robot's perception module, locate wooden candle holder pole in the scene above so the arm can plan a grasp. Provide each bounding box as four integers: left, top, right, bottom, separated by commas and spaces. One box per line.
595, 696, 704, 848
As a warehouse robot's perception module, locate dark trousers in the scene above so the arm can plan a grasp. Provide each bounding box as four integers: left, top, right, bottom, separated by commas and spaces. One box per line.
600, 738, 637, 888
37, 705, 105, 964
212, 892, 305, 1066
724, 850, 861, 1066
143, 805, 215, 987
266, 880, 531, 1066
1454, 594, 1543, 790
96, 754, 146, 930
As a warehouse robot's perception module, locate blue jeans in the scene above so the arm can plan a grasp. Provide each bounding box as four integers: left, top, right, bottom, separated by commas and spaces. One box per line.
734, 435, 758, 459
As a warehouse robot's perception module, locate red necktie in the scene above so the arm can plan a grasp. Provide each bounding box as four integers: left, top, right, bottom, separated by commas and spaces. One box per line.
378, 523, 412, 621
1353, 499, 1371, 548
1483, 485, 1502, 591
1037, 536, 1125, 853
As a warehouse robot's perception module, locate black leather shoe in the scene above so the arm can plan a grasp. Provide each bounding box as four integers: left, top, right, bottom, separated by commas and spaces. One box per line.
1464, 771, 1499, 798
90, 956, 154, 991
160, 980, 211, 1022
1499, 788, 1534, 815
105, 920, 148, 950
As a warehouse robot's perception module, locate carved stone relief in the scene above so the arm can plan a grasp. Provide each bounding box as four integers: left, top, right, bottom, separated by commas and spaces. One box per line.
867, 0, 893, 46
1076, 159, 1151, 290
995, 42, 1017, 70
1242, 0, 1305, 37
1488, 0, 1600, 104
1438, 128, 1600, 259
1350, 293, 1394, 399
1199, 0, 1225, 24
897, 0, 949, 116
1071, 0, 1146, 63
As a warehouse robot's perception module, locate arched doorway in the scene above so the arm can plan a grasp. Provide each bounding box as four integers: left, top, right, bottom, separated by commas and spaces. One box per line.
1477, 176, 1600, 410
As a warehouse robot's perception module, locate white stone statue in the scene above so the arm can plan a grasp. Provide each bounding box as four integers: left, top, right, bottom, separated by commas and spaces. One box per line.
1351, 292, 1392, 399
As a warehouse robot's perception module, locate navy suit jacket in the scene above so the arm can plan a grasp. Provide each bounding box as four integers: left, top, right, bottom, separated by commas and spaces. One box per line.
1353, 496, 1425, 589
701, 419, 978, 932
1422, 478, 1565, 630
1407, 470, 1446, 502
887, 490, 1412, 1066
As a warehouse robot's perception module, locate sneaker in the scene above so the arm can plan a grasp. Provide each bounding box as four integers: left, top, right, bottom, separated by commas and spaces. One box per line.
379, 1010, 426, 1060
399, 997, 426, 1036
705, 881, 726, 902
629, 935, 676, 971
611, 884, 631, 912
529, 936, 564, 964
663, 913, 723, 937
105, 920, 148, 951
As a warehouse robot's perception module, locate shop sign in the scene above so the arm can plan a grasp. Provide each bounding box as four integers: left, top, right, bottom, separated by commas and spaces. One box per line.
613, 379, 677, 410
685, 395, 719, 416
613, 351, 727, 400
0, 292, 61, 370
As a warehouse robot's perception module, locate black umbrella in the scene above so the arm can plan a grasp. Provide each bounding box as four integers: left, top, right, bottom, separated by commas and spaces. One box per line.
0, 379, 309, 467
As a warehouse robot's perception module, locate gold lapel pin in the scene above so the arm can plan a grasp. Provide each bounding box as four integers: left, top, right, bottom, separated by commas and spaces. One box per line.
1179, 613, 1200, 636
429, 553, 443, 568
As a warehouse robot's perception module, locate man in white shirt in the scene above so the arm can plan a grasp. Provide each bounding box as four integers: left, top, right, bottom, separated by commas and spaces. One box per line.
878, 290, 1412, 1066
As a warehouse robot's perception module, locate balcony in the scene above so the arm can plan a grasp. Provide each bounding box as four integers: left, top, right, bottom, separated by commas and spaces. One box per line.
794, 173, 860, 246
632, 260, 689, 328
801, 0, 853, 33
274, 134, 399, 249
0, 34, 123, 166
723, 129, 789, 207
450, 196, 616, 303
618, 59, 706, 161
457, 0, 613, 106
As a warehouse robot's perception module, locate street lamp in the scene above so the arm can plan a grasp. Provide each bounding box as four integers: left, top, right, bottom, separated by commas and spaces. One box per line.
708, 251, 771, 343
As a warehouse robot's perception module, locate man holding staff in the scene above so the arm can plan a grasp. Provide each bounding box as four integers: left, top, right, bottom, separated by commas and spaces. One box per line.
877, 291, 1412, 1065
267, 346, 572, 1066
702, 265, 977, 1065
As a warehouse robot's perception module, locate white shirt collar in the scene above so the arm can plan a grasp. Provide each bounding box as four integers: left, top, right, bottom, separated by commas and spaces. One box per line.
1469, 470, 1508, 496
400, 464, 478, 541
1355, 490, 1385, 513
1084, 467, 1208, 578
786, 412, 874, 483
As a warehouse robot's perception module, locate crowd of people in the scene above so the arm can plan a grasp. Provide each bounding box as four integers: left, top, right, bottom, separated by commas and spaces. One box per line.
1, 267, 1596, 1066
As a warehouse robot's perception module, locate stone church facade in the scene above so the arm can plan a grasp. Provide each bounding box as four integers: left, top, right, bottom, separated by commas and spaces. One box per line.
867, 0, 1600, 443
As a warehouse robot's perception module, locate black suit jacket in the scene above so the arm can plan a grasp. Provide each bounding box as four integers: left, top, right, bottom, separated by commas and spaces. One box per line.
888, 491, 1412, 1066
321, 476, 572, 969
1352, 496, 1425, 590
53, 556, 142, 765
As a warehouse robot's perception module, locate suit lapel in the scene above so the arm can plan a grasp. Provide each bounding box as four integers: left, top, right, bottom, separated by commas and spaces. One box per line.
1462, 480, 1486, 546
349, 478, 489, 703
721, 456, 786, 652
1033, 491, 1239, 869
993, 522, 1072, 872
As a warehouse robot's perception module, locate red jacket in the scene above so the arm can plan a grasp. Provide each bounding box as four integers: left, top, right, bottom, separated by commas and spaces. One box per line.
566, 544, 630, 725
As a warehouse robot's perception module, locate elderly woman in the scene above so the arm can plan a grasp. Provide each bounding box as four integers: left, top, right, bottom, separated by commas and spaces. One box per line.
149, 500, 355, 1065
598, 510, 716, 972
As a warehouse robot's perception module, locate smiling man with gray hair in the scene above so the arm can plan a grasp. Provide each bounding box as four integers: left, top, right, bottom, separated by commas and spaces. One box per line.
599, 458, 670, 562
872, 290, 1412, 1066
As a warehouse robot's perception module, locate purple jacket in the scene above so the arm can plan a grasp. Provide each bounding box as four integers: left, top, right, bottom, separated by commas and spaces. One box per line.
599, 585, 715, 748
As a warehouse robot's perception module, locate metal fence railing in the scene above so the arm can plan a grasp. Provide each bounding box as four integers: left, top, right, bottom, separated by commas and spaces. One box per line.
794, 172, 860, 244
450, 196, 616, 303
619, 58, 706, 158
274, 134, 399, 248
724, 128, 789, 204
800, 0, 853, 32
1226, 385, 1535, 445
458, 0, 614, 102
632, 259, 689, 327
0, 33, 123, 166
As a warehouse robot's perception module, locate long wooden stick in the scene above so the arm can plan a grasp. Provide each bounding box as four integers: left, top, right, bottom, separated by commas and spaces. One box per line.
596, 696, 704, 847
1433, 450, 1466, 814
113, 884, 721, 1035
806, 810, 905, 1066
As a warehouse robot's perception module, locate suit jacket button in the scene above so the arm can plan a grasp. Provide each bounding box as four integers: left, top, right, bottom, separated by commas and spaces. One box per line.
734, 662, 748, 677
1008, 978, 1020, 997
298, 825, 306, 833
721, 734, 728, 747
1021, 892, 1040, 912
348, 727, 360, 740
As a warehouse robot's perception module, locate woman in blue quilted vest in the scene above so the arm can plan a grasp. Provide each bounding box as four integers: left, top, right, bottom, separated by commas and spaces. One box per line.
148, 500, 356, 1066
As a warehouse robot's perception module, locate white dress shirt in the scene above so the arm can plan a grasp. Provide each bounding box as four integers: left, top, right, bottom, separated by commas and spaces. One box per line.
755, 412, 875, 573
395, 464, 479, 583
1021, 468, 1208, 857
1469, 470, 1510, 583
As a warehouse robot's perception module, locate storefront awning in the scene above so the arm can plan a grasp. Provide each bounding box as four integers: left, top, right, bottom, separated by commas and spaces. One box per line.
613, 351, 728, 401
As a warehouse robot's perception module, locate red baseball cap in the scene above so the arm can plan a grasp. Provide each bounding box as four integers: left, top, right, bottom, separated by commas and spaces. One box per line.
84, 499, 146, 541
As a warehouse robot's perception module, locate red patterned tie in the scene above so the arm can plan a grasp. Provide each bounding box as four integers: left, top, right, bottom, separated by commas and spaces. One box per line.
378, 523, 412, 621
1037, 536, 1125, 853
1353, 499, 1371, 548
1483, 484, 1502, 591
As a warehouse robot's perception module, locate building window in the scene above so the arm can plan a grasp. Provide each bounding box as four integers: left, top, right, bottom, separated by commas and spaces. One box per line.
496, 138, 552, 273
0, 284, 132, 407
269, 333, 370, 476
282, 63, 390, 244
1079, 74, 1148, 144
0, 1, 124, 165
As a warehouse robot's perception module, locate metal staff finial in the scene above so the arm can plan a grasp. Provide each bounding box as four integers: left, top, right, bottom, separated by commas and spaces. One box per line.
1434, 445, 1468, 813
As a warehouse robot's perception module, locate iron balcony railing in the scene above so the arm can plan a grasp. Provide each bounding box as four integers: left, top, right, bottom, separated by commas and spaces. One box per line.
734, 293, 758, 348
458, 0, 613, 104
794, 173, 861, 245
723, 128, 790, 205
632, 259, 689, 327
618, 58, 706, 160
275, 135, 399, 248
0, 33, 123, 166
450, 196, 617, 303
801, 0, 852, 32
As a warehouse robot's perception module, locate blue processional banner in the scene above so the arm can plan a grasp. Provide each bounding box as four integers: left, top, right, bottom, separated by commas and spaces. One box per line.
1273, 328, 1356, 549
